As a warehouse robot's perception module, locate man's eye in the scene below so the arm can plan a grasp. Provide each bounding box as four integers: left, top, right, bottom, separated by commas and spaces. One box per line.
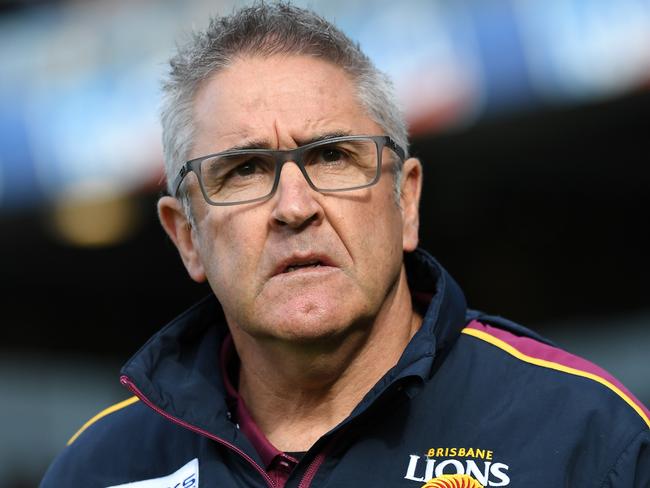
233, 160, 259, 176
313, 146, 351, 165
223, 156, 273, 179
321, 148, 344, 162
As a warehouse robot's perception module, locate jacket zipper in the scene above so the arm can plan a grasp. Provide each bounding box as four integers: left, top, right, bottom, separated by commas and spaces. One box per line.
120, 375, 275, 488
297, 448, 328, 488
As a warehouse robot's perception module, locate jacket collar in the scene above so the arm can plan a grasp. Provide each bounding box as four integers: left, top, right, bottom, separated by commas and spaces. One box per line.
399, 248, 467, 380
120, 248, 467, 438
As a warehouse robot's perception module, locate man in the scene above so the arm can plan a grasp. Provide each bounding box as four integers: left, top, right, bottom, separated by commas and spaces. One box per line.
42, 3, 649, 487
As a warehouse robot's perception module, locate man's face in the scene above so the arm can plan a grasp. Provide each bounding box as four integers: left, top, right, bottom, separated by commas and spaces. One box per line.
161, 55, 421, 344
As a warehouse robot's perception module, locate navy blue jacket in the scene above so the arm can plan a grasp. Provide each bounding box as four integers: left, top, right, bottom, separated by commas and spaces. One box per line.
41, 249, 650, 487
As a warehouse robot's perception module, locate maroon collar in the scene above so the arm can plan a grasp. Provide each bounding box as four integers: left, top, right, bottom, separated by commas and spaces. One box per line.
220, 334, 299, 469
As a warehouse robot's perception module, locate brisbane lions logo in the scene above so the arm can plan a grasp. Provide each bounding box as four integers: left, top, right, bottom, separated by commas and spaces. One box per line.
421, 474, 484, 488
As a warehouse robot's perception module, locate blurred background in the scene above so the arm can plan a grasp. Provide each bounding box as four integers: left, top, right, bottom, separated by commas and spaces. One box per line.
1, 0, 649, 485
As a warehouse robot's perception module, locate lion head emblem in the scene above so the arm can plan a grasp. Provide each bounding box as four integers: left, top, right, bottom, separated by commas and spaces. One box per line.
421, 474, 484, 488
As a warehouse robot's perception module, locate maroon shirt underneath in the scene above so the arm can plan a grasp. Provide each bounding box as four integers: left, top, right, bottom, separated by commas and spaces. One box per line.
221, 335, 300, 487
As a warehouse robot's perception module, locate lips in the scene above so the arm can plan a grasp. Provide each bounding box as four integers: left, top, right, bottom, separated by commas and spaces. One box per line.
283, 260, 323, 273
272, 254, 336, 277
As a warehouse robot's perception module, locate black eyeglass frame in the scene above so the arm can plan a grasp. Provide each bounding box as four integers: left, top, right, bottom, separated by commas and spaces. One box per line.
172, 135, 406, 206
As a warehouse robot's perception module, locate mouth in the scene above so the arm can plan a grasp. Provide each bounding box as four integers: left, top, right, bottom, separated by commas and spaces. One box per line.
283, 260, 324, 274
272, 254, 335, 277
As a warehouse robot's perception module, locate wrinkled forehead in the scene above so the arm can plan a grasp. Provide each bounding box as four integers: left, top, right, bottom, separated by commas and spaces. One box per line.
189, 54, 381, 157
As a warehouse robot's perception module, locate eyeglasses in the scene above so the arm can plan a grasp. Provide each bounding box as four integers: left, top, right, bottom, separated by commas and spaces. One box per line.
172, 135, 405, 206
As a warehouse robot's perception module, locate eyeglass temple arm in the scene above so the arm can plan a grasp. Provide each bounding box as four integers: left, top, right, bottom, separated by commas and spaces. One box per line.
171, 164, 190, 197
385, 137, 406, 160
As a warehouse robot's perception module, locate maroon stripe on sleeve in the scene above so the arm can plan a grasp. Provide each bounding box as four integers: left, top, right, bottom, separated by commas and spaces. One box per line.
463, 320, 650, 426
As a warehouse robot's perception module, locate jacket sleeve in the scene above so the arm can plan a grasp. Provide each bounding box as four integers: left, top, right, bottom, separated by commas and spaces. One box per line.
601, 429, 650, 487
40, 448, 83, 487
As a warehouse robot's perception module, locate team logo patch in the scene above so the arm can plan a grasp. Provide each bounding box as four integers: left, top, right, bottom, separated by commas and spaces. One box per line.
421, 474, 484, 488
404, 447, 511, 486
106, 458, 198, 487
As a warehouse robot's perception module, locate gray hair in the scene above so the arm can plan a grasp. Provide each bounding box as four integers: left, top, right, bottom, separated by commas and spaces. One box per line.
161, 2, 409, 214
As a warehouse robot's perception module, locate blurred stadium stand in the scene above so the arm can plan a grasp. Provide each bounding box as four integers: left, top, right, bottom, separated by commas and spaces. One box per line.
1, 0, 649, 485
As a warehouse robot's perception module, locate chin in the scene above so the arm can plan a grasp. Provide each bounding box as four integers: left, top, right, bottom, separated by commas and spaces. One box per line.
255, 305, 369, 345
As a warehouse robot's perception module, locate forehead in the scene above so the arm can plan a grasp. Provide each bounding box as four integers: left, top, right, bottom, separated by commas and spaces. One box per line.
191, 54, 382, 155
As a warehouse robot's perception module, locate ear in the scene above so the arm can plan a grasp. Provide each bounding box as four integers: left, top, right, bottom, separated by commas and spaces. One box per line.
157, 196, 207, 283
400, 158, 423, 252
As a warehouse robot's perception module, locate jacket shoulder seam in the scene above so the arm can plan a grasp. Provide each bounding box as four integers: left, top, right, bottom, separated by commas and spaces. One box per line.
461, 325, 650, 429
66, 396, 140, 446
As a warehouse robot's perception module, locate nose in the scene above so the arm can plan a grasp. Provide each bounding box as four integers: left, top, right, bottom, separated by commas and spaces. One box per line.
270, 162, 323, 229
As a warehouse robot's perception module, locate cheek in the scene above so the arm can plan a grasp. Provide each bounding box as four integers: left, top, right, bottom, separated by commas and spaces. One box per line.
374, 199, 405, 266
343, 193, 404, 277
195, 209, 266, 292
369, 190, 404, 243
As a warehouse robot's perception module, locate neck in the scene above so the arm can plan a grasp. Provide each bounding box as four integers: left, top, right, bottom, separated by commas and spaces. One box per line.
230, 265, 422, 452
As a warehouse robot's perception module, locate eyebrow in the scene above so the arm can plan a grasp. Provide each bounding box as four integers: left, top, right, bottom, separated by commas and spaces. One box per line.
227, 139, 273, 152
224, 131, 353, 152
299, 131, 352, 145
